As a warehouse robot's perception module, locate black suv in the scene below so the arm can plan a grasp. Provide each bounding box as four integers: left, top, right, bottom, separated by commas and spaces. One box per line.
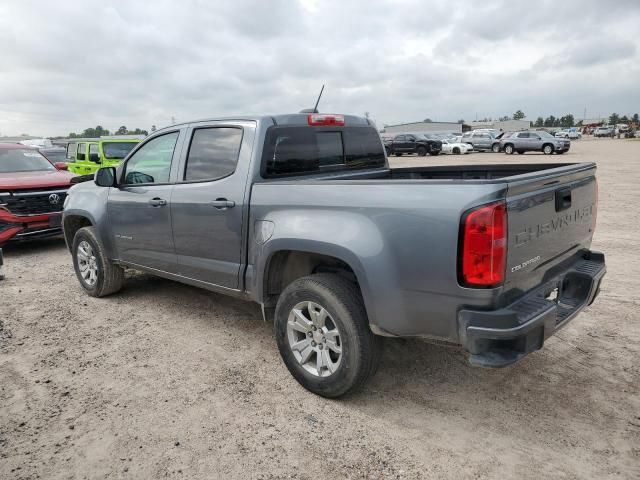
384, 134, 442, 156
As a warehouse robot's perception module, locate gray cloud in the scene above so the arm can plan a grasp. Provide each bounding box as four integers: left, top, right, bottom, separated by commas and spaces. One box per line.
0, 0, 639, 136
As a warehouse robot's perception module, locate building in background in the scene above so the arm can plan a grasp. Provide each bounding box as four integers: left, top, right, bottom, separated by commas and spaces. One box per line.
468, 119, 531, 131
381, 121, 464, 135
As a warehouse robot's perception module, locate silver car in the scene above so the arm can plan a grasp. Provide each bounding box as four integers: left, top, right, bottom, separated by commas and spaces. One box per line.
500, 130, 570, 155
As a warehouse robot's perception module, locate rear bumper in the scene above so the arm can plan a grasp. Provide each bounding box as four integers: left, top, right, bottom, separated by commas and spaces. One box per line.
458, 251, 605, 368
0, 209, 63, 245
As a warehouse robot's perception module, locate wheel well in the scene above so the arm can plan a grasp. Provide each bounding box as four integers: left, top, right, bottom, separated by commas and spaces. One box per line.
264, 251, 358, 307
63, 215, 92, 251
542, 142, 554, 150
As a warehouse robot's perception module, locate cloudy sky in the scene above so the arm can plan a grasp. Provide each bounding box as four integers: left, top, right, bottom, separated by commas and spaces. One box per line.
1, 0, 639, 136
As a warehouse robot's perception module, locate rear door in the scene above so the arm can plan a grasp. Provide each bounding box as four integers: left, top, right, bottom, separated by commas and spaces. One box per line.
108, 130, 184, 272
504, 164, 597, 293
170, 121, 255, 288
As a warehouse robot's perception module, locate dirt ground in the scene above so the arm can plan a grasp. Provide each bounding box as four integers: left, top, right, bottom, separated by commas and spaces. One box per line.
1, 137, 638, 479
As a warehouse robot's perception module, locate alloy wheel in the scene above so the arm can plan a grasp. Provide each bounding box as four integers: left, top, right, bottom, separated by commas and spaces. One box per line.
286, 301, 342, 377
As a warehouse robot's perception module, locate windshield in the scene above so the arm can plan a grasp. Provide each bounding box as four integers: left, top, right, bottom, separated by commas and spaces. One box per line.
102, 142, 138, 159
0, 148, 56, 173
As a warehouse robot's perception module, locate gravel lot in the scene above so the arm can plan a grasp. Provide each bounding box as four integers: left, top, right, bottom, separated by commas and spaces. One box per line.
1, 137, 638, 479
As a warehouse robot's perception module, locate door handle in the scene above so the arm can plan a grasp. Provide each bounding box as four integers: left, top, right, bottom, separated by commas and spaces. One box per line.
210, 198, 235, 209
148, 197, 167, 207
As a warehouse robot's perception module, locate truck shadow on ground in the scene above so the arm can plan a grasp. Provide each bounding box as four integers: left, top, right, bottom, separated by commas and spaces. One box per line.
116, 271, 568, 416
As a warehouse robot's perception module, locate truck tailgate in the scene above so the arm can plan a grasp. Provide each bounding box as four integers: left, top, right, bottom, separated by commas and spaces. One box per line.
504, 163, 597, 294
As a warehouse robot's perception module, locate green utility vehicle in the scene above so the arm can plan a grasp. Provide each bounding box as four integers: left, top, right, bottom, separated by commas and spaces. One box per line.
66, 139, 140, 175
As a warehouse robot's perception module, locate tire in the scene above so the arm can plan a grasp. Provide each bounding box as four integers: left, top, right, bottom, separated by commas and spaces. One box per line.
491, 143, 500, 153
517, 150, 524, 154
542, 144, 554, 155
417, 146, 427, 156
557, 151, 565, 155
504, 144, 514, 154
72, 226, 124, 297
428, 151, 440, 156
274, 273, 382, 398
394, 152, 402, 157
452, 147, 460, 155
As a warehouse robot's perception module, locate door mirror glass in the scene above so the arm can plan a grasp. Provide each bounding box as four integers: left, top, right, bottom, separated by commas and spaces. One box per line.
95, 167, 117, 187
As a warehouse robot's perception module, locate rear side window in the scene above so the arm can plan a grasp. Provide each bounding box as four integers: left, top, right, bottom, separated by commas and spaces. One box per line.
184, 127, 243, 181
89, 143, 99, 163
263, 126, 385, 177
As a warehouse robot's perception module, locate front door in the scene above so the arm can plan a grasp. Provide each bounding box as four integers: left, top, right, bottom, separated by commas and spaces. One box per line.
108, 130, 182, 272
171, 124, 251, 288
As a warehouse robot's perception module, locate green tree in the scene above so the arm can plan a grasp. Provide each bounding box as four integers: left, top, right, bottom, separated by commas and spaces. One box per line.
151, 125, 157, 132
513, 110, 525, 120
560, 114, 575, 128
633, 113, 639, 124
423, 118, 433, 123
620, 115, 629, 124
534, 117, 544, 127
457, 119, 465, 124
543, 115, 556, 127
116, 125, 128, 135
609, 113, 620, 125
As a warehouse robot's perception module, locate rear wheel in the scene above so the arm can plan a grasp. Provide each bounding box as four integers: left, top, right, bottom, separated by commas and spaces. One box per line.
517, 150, 524, 154
542, 144, 554, 155
504, 144, 514, 154
72, 226, 124, 297
428, 151, 439, 156
417, 146, 427, 156
274, 273, 382, 398
491, 143, 500, 153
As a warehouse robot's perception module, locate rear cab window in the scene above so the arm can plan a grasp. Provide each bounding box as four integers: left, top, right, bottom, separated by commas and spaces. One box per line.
262, 126, 385, 177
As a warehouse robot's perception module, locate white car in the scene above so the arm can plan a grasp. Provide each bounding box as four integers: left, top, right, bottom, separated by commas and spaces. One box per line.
440, 139, 473, 154
555, 130, 582, 139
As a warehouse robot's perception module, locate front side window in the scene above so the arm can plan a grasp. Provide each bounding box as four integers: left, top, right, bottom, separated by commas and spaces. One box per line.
77, 143, 86, 161
123, 132, 179, 184
517, 132, 529, 139
395, 135, 405, 141
184, 127, 243, 181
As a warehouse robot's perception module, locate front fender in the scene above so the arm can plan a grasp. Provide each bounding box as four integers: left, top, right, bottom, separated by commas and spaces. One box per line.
62, 183, 116, 259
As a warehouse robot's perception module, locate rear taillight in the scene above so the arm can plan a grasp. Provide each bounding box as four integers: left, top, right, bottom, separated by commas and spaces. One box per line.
459, 201, 507, 288
307, 114, 345, 126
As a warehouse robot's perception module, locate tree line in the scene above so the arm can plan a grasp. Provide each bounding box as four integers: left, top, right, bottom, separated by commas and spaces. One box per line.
65, 125, 150, 138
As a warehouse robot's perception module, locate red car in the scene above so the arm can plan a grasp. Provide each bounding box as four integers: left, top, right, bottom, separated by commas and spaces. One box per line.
0, 143, 76, 245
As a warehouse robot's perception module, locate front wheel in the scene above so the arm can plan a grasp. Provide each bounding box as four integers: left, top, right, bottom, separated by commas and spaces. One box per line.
452, 147, 460, 155
274, 273, 382, 398
543, 144, 554, 155
72, 226, 124, 297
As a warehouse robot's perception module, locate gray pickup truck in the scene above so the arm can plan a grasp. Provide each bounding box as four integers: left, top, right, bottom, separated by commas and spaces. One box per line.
62, 113, 605, 397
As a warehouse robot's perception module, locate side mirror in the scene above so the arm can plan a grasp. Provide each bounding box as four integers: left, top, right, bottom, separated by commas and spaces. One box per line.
54, 162, 68, 171
95, 167, 117, 188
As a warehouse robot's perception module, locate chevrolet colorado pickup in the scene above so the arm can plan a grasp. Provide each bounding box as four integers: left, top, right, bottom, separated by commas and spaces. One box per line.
62, 113, 605, 397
